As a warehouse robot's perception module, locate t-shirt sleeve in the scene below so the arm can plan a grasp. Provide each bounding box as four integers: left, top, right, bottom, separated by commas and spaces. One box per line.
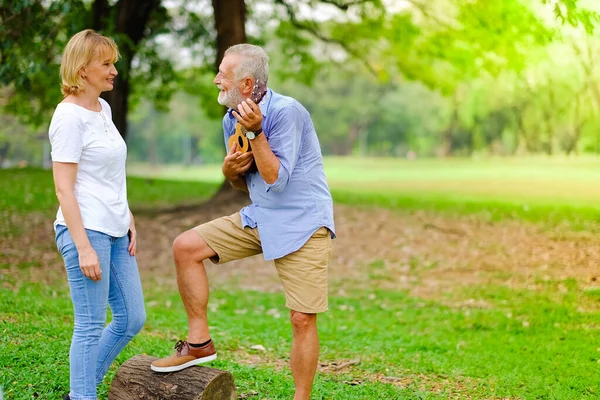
49, 109, 84, 163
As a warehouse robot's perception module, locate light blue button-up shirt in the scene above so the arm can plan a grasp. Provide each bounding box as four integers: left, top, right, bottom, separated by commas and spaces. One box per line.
222, 89, 336, 261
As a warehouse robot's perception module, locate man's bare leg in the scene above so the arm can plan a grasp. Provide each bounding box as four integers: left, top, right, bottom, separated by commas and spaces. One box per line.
290, 310, 319, 400
173, 230, 217, 343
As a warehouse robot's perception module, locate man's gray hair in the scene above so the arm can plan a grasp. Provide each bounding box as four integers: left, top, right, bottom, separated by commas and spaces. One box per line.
224, 44, 269, 84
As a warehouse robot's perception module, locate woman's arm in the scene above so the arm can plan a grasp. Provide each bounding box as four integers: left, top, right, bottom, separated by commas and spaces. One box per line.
53, 162, 102, 281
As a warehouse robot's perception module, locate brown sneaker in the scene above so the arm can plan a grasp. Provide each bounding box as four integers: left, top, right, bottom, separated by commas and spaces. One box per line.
151, 339, 217, 373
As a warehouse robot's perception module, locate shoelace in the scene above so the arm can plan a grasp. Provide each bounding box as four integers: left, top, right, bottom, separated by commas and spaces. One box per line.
174, 339, 187, 354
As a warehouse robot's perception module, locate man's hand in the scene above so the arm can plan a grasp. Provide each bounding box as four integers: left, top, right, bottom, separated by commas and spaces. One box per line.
222, 142, 255, 180
233, 98, 263, 132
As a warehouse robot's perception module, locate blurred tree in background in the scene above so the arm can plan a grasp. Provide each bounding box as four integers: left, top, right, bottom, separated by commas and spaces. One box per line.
1, 0, 600, 166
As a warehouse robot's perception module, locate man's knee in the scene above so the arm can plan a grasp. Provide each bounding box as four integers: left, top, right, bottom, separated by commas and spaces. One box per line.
173, 230, 209, 263
290, 310, 316, 332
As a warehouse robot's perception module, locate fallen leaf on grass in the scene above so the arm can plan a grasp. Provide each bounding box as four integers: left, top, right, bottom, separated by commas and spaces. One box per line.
238, 390, 259, 399
343, 379, 363, 386
319, 358, 360, 372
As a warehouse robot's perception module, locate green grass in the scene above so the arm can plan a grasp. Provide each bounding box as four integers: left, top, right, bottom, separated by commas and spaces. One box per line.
3, 279, 600, 399
0, 168, 219, 236
128, 157, 600, 230
331, 189, 600, 231
4, 158, 600, 399
0, 168, 219, 215
6, 156, 600, 232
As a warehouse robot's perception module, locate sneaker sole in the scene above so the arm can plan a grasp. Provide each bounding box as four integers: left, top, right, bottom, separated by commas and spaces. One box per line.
151, 354, 217, 373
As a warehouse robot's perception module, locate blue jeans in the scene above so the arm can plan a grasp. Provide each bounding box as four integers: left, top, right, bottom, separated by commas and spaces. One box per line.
55, 225, 146, 400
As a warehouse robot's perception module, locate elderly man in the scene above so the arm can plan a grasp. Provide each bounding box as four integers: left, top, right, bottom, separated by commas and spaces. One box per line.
151, 44, 335, 400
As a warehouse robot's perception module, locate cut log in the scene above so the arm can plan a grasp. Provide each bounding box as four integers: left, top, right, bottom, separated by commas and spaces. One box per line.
108, 355, 237, 400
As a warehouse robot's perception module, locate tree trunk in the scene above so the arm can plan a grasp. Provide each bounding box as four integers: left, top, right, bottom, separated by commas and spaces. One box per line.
211, 0, 248, 201
440, 99, 459, 157
213, 0, 247, 69
0, 142, 9, 167
94, 0, 161, 141
108, 355, 237, 400
346, 122, 362, 155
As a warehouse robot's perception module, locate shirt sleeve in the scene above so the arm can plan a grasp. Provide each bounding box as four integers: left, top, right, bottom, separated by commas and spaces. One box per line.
49, 109, 84, 163
265, 104, 304, 193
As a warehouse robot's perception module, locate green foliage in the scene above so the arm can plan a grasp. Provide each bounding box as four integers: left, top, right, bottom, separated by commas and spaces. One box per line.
0, 0, 90, 126
545, 0, 600, 33
0, 0, 197, 128
3, 0, 600, 160
0, 0, 388, 131
272, 21, 324, 86
381, 0, 554, 96
127, 92, 225, 165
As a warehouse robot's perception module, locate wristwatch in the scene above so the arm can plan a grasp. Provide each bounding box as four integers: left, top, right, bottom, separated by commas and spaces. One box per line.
243, 126, 263, 140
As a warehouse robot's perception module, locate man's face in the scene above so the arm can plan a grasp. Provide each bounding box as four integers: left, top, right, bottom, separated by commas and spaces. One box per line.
214, 54, 245, 109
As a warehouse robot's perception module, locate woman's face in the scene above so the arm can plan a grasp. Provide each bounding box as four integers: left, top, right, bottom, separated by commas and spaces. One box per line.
82, 47, 118, 93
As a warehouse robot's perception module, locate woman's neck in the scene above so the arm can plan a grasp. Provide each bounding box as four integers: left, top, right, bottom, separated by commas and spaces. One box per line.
64, 90, 103, 112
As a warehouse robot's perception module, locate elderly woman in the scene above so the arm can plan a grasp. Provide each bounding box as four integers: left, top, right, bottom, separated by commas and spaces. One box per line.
49, 29, 145, 400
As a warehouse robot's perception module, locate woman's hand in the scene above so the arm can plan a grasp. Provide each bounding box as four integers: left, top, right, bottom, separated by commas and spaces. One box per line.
78, 246, 102, 281
128, 212, 137, 256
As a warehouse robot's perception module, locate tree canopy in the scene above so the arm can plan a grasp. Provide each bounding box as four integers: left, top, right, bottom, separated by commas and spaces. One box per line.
1, 0, 600, 163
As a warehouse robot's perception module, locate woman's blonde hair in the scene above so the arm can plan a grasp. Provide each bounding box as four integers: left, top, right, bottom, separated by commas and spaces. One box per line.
60, 29, 120, 97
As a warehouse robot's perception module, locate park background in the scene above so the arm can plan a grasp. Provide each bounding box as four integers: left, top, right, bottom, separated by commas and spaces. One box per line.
3, 0, 600, 398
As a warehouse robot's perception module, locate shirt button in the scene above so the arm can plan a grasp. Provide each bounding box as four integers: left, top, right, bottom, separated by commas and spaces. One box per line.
252, 184, 255, 188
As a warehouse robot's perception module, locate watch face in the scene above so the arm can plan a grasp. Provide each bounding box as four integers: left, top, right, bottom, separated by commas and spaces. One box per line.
245, 130, 256, 140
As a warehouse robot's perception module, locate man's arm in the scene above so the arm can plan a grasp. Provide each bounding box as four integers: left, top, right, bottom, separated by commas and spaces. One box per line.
246, 133, 279, 184
234, 98, 302, 192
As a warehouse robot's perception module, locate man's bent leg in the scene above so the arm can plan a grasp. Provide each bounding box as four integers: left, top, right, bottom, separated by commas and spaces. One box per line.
152, 213, 263, 373
290, 310, 319, 400
173, 230, 216, 343
150, 230, 218, 373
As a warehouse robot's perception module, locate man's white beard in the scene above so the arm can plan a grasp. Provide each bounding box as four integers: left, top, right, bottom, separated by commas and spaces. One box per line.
218, 86, 245, 110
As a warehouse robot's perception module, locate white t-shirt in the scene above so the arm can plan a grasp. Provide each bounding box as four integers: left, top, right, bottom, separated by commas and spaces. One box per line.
49, 98, 130, 237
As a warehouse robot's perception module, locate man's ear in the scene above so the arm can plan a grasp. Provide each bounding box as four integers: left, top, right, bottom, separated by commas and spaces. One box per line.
242, 77, 254, 93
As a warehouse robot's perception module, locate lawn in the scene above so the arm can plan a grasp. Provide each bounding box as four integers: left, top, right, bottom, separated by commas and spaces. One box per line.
2, 158, 600, 399
128, 156, 600, 207
129, 156, 600, 229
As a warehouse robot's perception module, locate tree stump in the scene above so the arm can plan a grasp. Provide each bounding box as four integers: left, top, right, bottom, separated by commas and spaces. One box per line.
108, 355, 237, 400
